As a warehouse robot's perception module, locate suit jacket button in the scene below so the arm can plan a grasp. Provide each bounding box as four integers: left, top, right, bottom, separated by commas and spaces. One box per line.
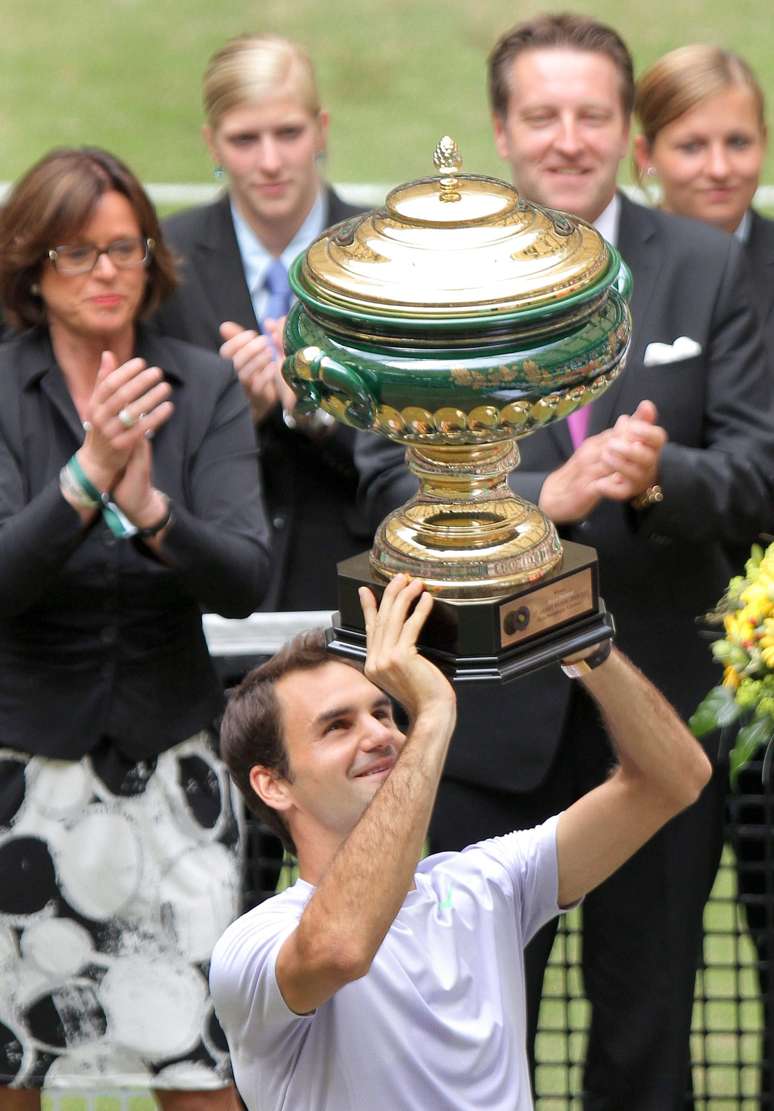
272, 514, 286, 530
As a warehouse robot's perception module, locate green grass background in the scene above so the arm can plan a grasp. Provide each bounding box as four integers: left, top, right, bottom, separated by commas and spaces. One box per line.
3, 0, 774, 191
5, 2, 769, 1107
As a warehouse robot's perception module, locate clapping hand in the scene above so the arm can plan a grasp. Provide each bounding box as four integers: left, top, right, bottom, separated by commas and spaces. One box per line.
594, 400, 667, 502
219, 319, 297, 424
539, 400, 667, 522
78, 350, 173, 494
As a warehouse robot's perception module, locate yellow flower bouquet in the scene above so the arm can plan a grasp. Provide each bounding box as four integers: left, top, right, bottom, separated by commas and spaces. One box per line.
690, 541, 774, 786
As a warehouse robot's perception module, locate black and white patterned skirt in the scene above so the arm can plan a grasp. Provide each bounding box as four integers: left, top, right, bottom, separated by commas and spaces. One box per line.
0, 732, 242, 1091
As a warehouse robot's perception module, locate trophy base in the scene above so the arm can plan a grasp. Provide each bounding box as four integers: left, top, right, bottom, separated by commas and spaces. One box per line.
327, 542, 614, 683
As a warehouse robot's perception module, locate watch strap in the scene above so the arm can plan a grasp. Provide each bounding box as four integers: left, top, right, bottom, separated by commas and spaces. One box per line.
561, 638, 613, 679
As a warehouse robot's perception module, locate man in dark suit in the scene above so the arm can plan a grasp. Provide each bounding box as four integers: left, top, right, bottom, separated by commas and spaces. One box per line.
155, 34, 368, 615
356, 14, 774, 1109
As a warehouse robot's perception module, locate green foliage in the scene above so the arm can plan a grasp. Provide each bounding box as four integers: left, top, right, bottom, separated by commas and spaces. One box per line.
693, 541, 774, 782
689, 686, 742, 737
729, 717, 774, 789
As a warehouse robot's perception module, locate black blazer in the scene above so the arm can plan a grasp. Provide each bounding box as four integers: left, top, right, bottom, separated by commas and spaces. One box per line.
746, 208, 774, 363
355, 194, 774, 791
0, 326, 271, 760
154, 188, 370, 611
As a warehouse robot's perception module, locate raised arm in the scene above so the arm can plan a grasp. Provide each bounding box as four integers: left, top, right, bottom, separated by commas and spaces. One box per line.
276, 575, 457, 1015
555, 648, 712, 908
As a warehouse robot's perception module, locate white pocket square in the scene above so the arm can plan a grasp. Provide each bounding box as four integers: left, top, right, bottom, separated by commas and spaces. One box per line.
643, 336, 702, 366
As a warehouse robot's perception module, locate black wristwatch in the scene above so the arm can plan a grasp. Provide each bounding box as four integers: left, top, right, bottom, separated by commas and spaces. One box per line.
560, 638, 613, 679
136, 498, 173, 538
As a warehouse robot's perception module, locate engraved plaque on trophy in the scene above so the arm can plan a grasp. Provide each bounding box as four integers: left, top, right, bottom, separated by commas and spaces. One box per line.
281, 138, 631, 682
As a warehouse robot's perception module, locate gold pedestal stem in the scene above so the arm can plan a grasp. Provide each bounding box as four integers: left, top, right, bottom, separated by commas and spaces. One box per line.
370, 439, 562, 598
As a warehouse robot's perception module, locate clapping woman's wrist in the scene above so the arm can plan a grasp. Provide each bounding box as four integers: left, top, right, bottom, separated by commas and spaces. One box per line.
130, 490, 173, 538
75, 447, 117, 497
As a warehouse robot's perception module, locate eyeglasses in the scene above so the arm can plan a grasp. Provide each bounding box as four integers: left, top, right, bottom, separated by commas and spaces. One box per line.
47, 237, 155, 275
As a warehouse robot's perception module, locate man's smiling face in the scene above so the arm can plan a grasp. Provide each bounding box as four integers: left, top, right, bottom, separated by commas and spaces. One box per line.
269, 661, 405, 854
493, 47, 631, 224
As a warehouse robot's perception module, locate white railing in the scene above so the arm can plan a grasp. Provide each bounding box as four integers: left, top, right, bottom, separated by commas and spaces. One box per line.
0, 181, 392, 208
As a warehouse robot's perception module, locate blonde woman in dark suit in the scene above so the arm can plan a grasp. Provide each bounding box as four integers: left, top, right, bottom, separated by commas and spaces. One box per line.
634, 46, 773, 354
154, 34, 370, 904
155, 34, 369, 617
635, 45, 773, 1108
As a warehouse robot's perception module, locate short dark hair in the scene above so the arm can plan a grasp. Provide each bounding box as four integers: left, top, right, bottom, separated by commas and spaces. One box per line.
0, 146, 177, 330
488, 12, 635, 119
220, 629, 333, 856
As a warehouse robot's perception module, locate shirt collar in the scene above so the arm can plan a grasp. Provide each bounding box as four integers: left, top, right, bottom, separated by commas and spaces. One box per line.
19, 323, 185, 391
734, 209, 752, 243
592, 194, 620, 246
230, 191, 327, 298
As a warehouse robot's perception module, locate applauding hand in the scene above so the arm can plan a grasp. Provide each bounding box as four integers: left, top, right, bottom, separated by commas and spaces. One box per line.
219, 319, 296, 424
540, 400, 666, 523
594, 400, 666, 502
78, 350, 173, 493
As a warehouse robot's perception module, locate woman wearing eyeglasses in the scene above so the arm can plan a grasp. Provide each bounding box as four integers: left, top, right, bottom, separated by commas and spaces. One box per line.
0, 147, 270, 1111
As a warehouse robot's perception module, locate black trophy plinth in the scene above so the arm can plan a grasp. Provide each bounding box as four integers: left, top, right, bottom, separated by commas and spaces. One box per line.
325, 541, 615, 683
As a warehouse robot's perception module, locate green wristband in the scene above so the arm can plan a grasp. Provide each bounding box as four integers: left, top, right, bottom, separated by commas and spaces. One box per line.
67, 455, 137, 539
67, 455, 109, 506
102, 502, 138, 539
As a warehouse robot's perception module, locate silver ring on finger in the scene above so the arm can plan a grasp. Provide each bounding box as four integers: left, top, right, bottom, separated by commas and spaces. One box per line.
118, 407, 137, 429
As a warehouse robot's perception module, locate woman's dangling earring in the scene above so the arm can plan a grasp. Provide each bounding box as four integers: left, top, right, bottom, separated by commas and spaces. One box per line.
643, 165, 661, 206
213, 165, 225, 181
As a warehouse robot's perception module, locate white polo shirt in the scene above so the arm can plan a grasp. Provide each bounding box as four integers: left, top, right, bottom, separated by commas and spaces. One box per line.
210, 814, 565, 1110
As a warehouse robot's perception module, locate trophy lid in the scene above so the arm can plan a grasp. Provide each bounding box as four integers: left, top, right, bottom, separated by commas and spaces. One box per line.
294, 136, 613, 323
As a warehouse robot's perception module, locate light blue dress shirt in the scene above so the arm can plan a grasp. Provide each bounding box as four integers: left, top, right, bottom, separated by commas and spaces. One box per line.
230, 192, 327, 325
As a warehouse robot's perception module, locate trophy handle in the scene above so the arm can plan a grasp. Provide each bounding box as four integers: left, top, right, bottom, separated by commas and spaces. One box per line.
284, 345, 376, 428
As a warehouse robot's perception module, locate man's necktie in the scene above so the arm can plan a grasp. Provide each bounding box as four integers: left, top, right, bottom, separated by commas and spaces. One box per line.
262, 258, 292, 324
567, 405, 591, 450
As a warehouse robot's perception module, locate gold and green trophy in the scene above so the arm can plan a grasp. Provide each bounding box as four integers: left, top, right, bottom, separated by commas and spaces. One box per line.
282, 139, 631, 682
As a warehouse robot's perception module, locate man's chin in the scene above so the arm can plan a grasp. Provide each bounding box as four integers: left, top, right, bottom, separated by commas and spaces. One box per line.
246, 189, 299, 223
535, 179, 608, 222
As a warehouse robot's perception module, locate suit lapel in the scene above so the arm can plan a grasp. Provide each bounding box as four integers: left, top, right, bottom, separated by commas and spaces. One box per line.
746, 209, 774, 333
188, 190, 364, 337
587, 193, 660, 435
745, 209, 774, 275
545, 407, 574, 458
325, 185, 366, 226
544, 194, 658, 454
30, 333, 89, 442
193, 195, 259, 332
